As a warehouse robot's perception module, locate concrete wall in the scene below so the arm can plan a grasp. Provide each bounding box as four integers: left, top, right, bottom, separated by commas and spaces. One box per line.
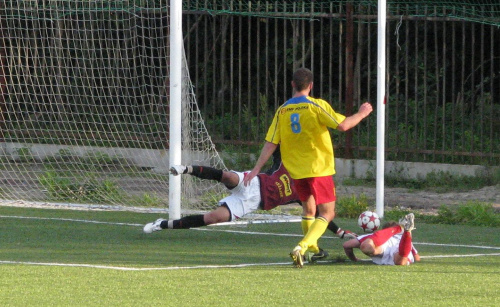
334, 158, 492, 180
0, 142, 493, 179
0, 143, 218, 174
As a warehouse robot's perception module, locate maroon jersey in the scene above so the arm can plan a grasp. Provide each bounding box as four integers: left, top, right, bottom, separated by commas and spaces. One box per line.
257, 163, 300, 210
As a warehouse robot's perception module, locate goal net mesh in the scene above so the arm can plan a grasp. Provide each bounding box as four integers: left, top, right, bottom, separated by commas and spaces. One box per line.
0, 1, 228, 215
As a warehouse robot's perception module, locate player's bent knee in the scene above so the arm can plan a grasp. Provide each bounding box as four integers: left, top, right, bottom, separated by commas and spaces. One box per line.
360, 239, 376, 256
204, 206, 231, 225
317, 201, 335, 221
221, 172, 239, 188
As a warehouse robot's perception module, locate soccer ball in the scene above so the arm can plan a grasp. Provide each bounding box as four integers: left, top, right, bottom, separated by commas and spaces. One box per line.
358, 211, 381, 232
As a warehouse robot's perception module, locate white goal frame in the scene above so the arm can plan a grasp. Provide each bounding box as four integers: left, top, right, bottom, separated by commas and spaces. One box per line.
169, 0, 183, 220
376, 0, 387, 218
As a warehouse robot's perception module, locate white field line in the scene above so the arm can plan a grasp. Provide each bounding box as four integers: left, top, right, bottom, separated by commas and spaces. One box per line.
0, 260, 292, 271
194, 228, 305, 238
420, 253, 500, 259
1, 253, 499, 271
1, 214, 500, 250
1, 214, 499, 271
413, 242, 500, 250
195, 229, 500, 250
0, 215, 142, 227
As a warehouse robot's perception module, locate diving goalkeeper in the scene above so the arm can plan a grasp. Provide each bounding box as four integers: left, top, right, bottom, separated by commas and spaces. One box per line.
143, 163, 355, 252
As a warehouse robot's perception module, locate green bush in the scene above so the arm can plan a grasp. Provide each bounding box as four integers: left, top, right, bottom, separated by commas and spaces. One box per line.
335, 194, 369, 218
423, 171, 496, 192
432, 202, 500, 227
377, 202, 499, 228
131, 193, 163, 207
387, 202, 500, 227
434, 205, 456, 224
38, 171, 123, 203
382, 206, 415, 222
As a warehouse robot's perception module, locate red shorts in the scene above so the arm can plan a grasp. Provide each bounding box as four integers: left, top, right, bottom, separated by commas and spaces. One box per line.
294, 176, 336, 205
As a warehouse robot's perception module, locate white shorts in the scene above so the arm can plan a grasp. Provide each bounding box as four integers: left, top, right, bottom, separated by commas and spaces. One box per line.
218, 171, 261, 221
359, 234, 415, 265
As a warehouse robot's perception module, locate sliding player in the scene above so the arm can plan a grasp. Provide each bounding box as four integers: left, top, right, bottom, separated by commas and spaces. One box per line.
144, 163, 298, 231
143, 164, 355, 261
343, 213, 420, 265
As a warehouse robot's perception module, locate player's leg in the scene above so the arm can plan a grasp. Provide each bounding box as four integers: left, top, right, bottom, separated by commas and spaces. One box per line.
289, 179, 315, 267
301, 195, 329, 263
297, 176, 337, 251
308, 215, 357, 263
291, 177, 335, 267
394, 213, 416, 265
308, 197, 356, 239
170, 165, 239, 189
359, 224, 403, 256
301, 196, 316, 235
393, 231, 413, 265
143, 205, 231, 233
302, 195, 355, 262
361, 213, 415, 258
298, 203, 332, 264
358, 237, 382, 257
300, 200, 335, 248
203, 204, 232, 224
294, 179, 316, 235
293, 201, 334, 267
308, 218, 357, 263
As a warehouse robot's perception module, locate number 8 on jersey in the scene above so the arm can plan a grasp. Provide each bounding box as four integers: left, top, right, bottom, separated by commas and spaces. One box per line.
290, 113, 301, 133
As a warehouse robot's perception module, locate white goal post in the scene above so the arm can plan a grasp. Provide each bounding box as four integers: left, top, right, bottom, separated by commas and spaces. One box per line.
169, 0, 183, 220
376, 0, 387, 218
0, 1, 226, 215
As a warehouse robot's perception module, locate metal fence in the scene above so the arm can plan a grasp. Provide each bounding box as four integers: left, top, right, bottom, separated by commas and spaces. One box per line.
183, 2, 500, 165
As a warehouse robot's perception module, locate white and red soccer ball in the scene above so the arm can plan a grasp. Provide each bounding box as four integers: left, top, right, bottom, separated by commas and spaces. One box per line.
358, 211, 381, 232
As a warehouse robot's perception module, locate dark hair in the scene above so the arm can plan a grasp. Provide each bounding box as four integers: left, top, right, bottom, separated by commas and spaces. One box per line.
293, 68, 313, 91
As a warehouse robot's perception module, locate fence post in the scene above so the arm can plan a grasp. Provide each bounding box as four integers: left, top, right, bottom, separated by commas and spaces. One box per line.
344, 2, 354, 159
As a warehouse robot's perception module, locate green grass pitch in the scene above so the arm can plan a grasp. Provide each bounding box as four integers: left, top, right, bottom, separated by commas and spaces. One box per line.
0, 206, 499, 306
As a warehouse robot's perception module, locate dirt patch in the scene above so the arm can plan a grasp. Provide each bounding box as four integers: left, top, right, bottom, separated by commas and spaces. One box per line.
336, 185, 500, 214
0, 163, 498, 215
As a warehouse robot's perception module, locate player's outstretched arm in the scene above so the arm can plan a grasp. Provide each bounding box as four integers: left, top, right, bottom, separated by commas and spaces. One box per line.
337, 102, 373, 132
343, 239, 361, 262
243, 142, 277, 186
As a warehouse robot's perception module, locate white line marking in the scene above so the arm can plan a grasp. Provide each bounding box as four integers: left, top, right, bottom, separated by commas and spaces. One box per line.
0, 215, 142, 227
420, 253, 500, 259
0, 260, 292, 271
414, 242, 500, 250
1, 253, 499, 271
1, 214, 500, 271
2, 214, 500, 251
194, 228, 305, 238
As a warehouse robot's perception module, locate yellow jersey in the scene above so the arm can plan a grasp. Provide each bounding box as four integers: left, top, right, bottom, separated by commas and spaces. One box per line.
265, 95, 346, 179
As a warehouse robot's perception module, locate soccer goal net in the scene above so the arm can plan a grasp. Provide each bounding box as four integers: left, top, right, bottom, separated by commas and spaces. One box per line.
0, 1, 228, 215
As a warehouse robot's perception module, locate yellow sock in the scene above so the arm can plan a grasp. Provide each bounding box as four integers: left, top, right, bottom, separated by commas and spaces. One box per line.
301, 216, 315, 235
299, 217, 328, 253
